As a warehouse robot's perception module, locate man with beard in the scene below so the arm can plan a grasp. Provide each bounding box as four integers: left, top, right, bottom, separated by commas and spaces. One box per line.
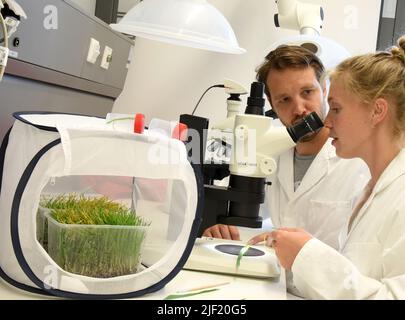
203, 45, 370, 296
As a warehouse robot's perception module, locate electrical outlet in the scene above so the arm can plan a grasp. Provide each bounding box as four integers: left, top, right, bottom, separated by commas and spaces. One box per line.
87, 38, 100, 64
100, 46, 113, 70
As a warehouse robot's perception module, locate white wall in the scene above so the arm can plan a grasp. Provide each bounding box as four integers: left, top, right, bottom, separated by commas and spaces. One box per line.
118, 0, 140, 13
69, 0, 96, 16
113, 0, 382, 125
69, 0, 140, 17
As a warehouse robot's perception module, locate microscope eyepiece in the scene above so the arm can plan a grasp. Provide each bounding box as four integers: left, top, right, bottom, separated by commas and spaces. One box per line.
245, 82, 265, 115
287, 112, 324, 143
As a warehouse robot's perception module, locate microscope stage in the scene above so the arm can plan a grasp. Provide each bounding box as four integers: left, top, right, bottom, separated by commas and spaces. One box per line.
183, 237, 280, 278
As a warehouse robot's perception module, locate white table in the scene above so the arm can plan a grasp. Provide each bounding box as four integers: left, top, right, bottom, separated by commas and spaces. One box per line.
0, 267, 286, 300
0, 219, 290, 300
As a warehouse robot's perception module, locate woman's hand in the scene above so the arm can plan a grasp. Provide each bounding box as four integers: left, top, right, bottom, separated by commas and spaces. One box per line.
248, 228, 313, 270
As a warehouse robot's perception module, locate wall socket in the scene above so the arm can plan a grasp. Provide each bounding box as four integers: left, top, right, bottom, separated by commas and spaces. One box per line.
87, 38, 101, 64
101, 46, 113, 69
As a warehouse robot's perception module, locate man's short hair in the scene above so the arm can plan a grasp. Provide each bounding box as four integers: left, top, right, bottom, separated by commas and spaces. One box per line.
256, 45, 325, 103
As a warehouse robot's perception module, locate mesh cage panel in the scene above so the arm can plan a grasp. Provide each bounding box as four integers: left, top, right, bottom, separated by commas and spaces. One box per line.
0, 112, 201, 298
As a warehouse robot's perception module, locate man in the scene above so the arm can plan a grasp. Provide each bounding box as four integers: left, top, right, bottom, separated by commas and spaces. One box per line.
203, 46, 370, 294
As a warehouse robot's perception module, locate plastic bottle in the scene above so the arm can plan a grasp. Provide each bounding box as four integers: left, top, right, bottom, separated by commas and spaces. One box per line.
105, 113, 145, 134
148, 118, 188, 141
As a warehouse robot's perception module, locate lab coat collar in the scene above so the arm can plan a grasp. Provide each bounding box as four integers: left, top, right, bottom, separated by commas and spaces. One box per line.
371, 148, 405, 195
343, 148, 405, 245
277, 138, 336, 202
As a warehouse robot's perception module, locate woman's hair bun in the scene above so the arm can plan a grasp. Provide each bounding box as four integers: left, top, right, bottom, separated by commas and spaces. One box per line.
390, 36, 405, 64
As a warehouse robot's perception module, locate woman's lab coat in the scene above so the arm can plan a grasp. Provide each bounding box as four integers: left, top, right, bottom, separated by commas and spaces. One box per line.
264, 138, 370, 249
292, 148, 405, 299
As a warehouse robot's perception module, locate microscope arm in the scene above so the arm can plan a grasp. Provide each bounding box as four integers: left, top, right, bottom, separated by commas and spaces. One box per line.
198, 179, 265, 237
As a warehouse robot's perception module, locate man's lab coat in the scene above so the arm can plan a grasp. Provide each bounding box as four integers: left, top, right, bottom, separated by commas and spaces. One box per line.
264, 138, 370, 249
292, 148, 405, 299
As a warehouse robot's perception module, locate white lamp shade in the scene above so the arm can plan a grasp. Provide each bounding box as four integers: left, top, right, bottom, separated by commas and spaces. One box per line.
266, 34, 351, 70
110, 0, 246, 54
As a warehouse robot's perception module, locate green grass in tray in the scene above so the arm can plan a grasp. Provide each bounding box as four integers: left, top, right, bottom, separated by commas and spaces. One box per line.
39, 194, 150, 278
40, 194, 147, 226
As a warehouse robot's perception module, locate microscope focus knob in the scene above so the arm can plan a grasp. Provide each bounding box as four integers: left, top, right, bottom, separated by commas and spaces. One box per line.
260, 157, 277, 175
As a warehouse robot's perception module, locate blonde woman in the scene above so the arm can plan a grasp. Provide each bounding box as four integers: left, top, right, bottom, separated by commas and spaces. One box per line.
249, 36, 405, 299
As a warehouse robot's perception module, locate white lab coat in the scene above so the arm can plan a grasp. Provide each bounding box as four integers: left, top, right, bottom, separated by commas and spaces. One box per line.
292, 148, 405, 299
263, 138, 370, 249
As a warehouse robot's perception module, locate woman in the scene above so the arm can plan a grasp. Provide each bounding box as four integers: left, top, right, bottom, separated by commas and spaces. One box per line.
249, 36, 405, 299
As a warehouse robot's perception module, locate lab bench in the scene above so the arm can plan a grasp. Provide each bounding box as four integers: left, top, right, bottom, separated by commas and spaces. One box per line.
0, 222, 290, 300
0, 267, 287, 300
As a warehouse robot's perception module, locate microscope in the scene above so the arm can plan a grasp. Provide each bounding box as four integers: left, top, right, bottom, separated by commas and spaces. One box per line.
180, 81, 323, 236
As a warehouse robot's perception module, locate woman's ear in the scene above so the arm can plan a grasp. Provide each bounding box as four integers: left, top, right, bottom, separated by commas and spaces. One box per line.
371, 98, 389, 126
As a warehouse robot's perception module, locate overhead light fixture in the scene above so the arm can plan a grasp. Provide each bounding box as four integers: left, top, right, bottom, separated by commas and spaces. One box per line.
110, 0, 246, 54
268, 34, 350, 70
271, 1, 350, 69
274, 0, 324, 35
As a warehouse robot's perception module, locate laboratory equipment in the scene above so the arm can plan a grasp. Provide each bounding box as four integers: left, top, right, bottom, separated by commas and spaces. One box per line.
181, 82, 322, 278
184, 237, 280, 278
269, 0, 350, 72
0, 112, 203, 299
197, 79, 248, 166
148, 118, 188, 141
0, 0, 26, 81
274, 0, 324, 35
0, 0, 133, 143
180, 81, 323, 235
105, 112, 146, 133
192, 78, 248, 116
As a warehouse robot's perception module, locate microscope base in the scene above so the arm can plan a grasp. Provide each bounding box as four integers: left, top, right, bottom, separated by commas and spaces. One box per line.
183, 237, 280, 278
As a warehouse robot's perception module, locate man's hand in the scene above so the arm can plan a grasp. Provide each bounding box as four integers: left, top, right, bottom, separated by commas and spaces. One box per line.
248, 227, 312, 270
203, 224, 240, 240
